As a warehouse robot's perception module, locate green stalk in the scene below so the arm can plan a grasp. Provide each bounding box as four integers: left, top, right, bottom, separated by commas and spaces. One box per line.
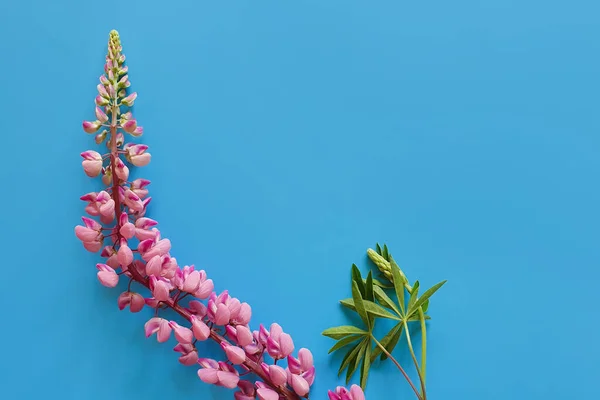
418, 307, 427, 384
403, 320, 427, 400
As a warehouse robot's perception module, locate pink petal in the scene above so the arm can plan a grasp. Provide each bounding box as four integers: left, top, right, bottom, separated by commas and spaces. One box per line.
222, 343, 246, 365
198, 368, 219, 385
350, 385, 365, 400
279, 333, 294, 358
216, 371, 240, 389
256, 388, 279, 400
191, 315, 211, 341
214, 303, 231, 325
235, 325, 253, 347
298, 348, 314, 371
291, 374, 310, 396
169, 321, 194, 344
269, 365, 287, 386
144, 317, 162, 337
156, 319, 172, 343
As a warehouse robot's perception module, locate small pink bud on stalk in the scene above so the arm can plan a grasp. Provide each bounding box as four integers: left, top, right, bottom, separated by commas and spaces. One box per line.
82, 120, 100, 134
121, 92, 137, 107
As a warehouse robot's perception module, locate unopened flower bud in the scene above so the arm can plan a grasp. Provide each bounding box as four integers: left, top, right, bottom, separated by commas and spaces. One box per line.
82, 120, 101, 134
121, 92, 137, 107
95, 130, 108, 144
95, 95, 110, 107
95, 106, 108, 123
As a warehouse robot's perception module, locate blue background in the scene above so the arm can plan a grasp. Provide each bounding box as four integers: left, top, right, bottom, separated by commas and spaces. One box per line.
0, 0, 599, 399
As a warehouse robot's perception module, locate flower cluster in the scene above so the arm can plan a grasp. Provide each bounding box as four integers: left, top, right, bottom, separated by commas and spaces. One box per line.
76, 30, 366, 400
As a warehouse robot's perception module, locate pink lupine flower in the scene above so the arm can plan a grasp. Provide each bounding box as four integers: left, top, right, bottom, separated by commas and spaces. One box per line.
289, 373, 310, 396
114, 157, 129, 181
123, 189, 144, 212
173, 265, 201, 293
145, 255, 163, 276
122, 119, 137, 133
97, 83, 109, 98
149, 275, 171, 302
190, 314, 210, 341
131, 126, 144, 137
173, 343, 199, 366
81, 191, 114, 224
75, 217, 103, 252
95, 129, 107, 144
118, 212, 136, 239
226, 325, 254, 347
256, 384, 279, 400
139, 237, 171, 261
169, 321, 194, 344
287, 348, 316, 394
81, 150, 103, 177
121, 92, 137, 107
263, 323, 294, 359
328, 385, 365, 400
125, 143, 151, 167
117, 291, 145, 312
82, 120, 101, 134
99, 75, 109, 86
117, 239, 133, 267
221, 342, 246, 365
101, 246, 119, 269
207, 291, 237, 325
95, 106, 108, 123
234, 381, 256, 400
96, 263, 118, 287
197, 359, 240, 389
188, 300, 207, 317
144, 317, 172, 343
134, 217, 158, 240
130, 178, 150, 198
260, 363, 287, 387
95, 95, 109, 107
232, 302, 252, 325
118, 74, 130, 89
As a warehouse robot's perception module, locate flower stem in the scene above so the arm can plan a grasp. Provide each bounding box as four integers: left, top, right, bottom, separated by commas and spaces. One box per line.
371, 336, 423, 400
403, 320, 427, 400
418, 308, 427, 385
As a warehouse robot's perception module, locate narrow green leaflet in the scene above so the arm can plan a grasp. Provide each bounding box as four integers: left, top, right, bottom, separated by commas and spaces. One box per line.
340, 298, 354, 310
372, 285, 401, 316
407, 280, 420, 312
360, 340, 372, 389
365, 271, 374, 302
328, 334, 363, 354
352, 280, 371, 329
322, 325, 368, 340
351, 264, 366, 298
408, 280, 447, 317
346, 338, 368, 384
338, 340, 363, 377
363, 300, 401, 320
391, 263, 407, 314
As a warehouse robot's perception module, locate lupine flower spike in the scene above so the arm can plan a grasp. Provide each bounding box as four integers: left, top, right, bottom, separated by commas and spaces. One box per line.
77, 30, 366, 400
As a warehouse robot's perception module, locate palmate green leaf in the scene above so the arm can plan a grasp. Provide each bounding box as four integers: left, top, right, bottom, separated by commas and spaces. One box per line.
346, 338, 368, 384
351, 264, 366, 298
338, 340, 363, 377
328, 334, 362, 354
322, 325, 368, 340
340, 297, 430, 321
370, 322, 403, 362
408, 280, 447, 317
391, 262, 407, 314
360, 339, 372, 389
363, 300, 401, 320
372, 285, 401, 316
352, 280, 371, 329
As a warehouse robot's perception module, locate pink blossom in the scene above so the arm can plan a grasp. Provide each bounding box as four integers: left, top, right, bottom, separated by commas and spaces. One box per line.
149, 275, 171, 302
260, 363, 287, 386
125, 143, 151, 167
290, 373, 310, 396
226, 325, 253, 347
101, 246, 119, 269
234, 381, 256, 400
131, 126, 144, 137
190, 314, 210, 341
95, 106, 108, 123
115, 157, 129, 181
97, 83, 109, 98
95, 95, 109, 107
117, 239, 133, 267
117, 291, 145, 312
123, 189, 144, 212
256, 387, 279, 400
263, 323, 294, 359
122, 119, 137, 133
173, 343, 199, 366
144, 317, 172, 343
74, 217, 103, 252
221, 342, 246, 365
83, 120, 101, 134
121, 92, 137, 107
197, 358, 240, 389
139, 237, 171, 261
130, 178, 151, 198
81, 150, 103, 177
96, 263, 118, 287
118, 212, 136, 239
80, 191, 114, 224
188, 300, 207, 317
169, 321, 194, 344
328, 385, 365, 400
